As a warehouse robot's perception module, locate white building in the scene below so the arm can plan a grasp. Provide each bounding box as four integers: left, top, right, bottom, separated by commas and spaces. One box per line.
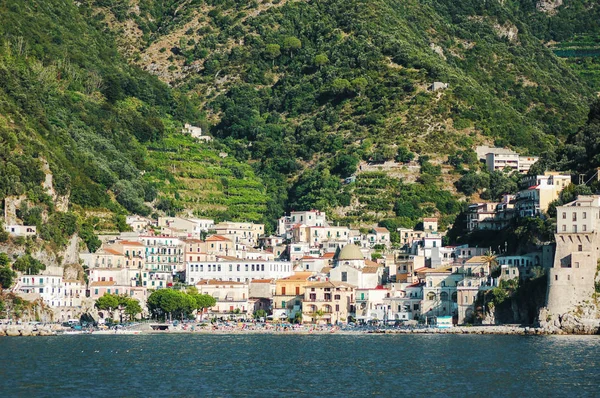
5, 225, 36, 237
515, 172, 571, 217
196, 280, 250, 317
182, 123, 212, 141
484, 148, 538, 174
16, 267, 85, 310
126, 215, 152, 232
186, 258, 293, 284
158, 217, 215, 238
278, 210, 328, 236
329, 245, 382, 289
213, 222, 264, 247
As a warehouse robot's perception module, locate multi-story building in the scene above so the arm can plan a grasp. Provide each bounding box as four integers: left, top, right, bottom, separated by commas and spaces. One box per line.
363, 227, 391, 248
467, 195, 515, 232
417, 266, 463, 320
547, 195, 600, 316
158, 217, 215, 238
213, 222, 264, 247
139, 236, 185, 273
423, 218, 438, 233
329, 244, 382, 289
515, 172, 571, 217
16, 272, 81, 308
397, 229, 425, 248
355, 287, 389, 322
302, 281, 355, 324
273, 272, 317, 319
278, 210, 328, 236
484, 148, 538, 174
196, 279, 250, 317
383, 282, 423, 321
186, 258, 293, 284
126, 215, 152, 233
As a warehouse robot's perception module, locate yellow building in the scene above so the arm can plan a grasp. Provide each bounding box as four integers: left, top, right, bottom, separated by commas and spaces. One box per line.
273, 272, 316, 320
302, 281, 355, 324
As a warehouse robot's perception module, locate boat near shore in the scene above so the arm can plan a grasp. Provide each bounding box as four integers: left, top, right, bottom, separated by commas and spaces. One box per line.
91, 329, 143, 335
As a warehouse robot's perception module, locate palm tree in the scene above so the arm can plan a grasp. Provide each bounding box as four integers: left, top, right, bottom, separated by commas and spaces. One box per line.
483, 252, 499, 278
312, 309, 325, 324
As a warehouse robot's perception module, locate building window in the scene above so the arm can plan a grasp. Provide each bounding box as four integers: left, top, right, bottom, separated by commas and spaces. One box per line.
295, 287, 300, 295
562, 225, 566, 232
578, 245, 583, 252
335, 304, 340, 312
334, 295, 341, 300
562, 213, 566, 219
281, 301, 286, 309
282, 287, 286, 295
573, 213, 577, 221
341, 272, 347, 282
583, 212, 587, 219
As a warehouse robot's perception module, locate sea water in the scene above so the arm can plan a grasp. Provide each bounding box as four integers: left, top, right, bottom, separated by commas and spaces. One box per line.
0, 334, 598, 397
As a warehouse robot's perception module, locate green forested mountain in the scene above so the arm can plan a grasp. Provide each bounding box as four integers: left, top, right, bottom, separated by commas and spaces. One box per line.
0, 0, 268, 247
0, 0, 598, 241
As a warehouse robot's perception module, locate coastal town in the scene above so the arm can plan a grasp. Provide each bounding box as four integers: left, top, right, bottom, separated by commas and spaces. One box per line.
2, 145, 598, 335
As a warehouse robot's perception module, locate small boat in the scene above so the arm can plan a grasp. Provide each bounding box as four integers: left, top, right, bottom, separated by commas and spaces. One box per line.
91, 329, 143, 335
62, 330, 89, 335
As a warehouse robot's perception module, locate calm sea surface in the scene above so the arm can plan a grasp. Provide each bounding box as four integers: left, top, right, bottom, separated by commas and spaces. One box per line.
0, 334, 598, 397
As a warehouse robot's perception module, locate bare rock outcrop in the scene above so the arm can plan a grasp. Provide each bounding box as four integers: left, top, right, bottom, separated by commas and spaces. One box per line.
536, 0, 563, 14
538, 307, 600, 334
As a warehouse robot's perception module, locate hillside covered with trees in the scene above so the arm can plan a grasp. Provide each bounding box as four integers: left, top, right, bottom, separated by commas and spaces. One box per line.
0, 0, 598, 245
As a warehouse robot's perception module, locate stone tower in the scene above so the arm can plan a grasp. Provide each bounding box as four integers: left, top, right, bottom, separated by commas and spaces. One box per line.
546, 195, 600, 316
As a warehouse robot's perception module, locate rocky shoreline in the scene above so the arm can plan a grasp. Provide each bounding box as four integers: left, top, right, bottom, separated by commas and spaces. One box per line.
2, 323, 598, 336
0, 324, 60, 337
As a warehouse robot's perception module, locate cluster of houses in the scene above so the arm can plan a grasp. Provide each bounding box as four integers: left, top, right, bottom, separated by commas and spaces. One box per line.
7, 143, 595, 325
467, 171, 571, 232
6, 205, 556, 325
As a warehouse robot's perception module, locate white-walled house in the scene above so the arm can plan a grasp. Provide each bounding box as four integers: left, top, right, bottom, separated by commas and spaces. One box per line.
186, 258, 293, 284
196, 279, 250, 317
5, 225, 36, 237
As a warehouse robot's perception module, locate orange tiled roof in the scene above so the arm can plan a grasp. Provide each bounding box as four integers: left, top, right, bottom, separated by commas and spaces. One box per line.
119, 240, 144, 247
206, 235, 232, 242
90, 281, 117, 287
278, 272, 314, 281
373, 227, 389, 233
362, 266, 380, 274
196, 279, 245, 286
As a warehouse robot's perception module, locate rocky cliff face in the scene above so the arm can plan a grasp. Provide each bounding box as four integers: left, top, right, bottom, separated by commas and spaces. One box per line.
536, 0, 563, 14
538, 306, 600, 334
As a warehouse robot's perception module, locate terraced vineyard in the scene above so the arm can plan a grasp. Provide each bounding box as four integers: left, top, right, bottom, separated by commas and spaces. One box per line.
550, 35, 600, 92
145, 134, 269, 223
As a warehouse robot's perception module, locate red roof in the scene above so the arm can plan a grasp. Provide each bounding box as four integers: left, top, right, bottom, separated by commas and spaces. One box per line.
206, 235, 232, 242
120, 240, 144, 246
322, 253, 335, 259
